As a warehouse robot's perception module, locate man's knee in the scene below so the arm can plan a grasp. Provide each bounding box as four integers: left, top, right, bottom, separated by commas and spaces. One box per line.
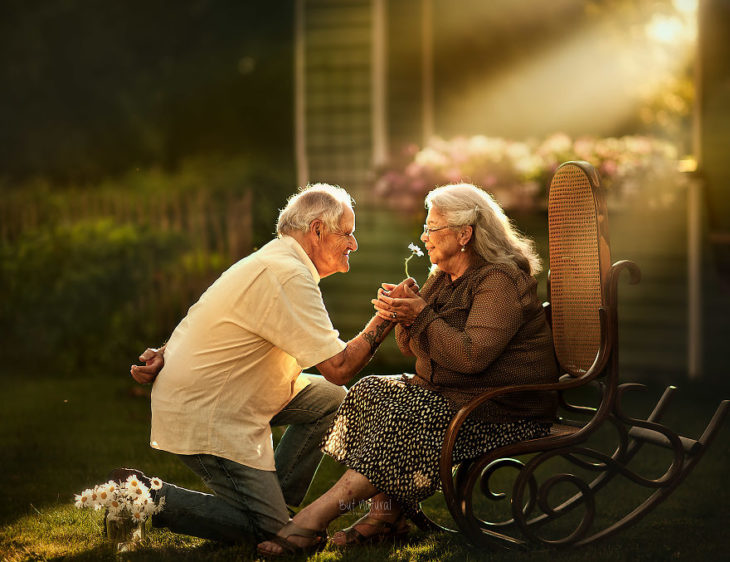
304, 374, 347, 412
333, 382, 347, 402
322, 381, 347, 414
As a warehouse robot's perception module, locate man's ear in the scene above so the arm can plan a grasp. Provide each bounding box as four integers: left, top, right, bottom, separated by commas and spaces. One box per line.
310, 219, 323, 239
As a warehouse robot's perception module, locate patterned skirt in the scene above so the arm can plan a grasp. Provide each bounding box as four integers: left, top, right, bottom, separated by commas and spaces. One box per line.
321, 375, 551, 514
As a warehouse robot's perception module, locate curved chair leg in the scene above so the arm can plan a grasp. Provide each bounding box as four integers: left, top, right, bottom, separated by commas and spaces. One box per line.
443, 399, 729, 548
574, 398, 730, 546
408, 508, 456, 534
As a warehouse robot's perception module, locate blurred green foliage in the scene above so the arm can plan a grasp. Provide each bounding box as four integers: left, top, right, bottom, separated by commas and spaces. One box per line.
0, 0, 294, 184
0, 219, 185, 371
0, 157, 295, 375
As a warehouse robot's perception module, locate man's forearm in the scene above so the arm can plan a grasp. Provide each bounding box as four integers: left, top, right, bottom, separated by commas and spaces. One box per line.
317, 315, 393, 385
339, 315, 394, 377
360, 314, 393, 355
350, 314, 394, 364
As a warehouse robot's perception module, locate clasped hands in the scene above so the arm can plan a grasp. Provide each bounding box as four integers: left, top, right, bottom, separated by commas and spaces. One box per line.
372, 277, 427, 326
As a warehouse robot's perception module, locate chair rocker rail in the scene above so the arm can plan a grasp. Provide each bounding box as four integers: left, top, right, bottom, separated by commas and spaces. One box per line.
434, 384, 728, 548
539, 390, 725, 545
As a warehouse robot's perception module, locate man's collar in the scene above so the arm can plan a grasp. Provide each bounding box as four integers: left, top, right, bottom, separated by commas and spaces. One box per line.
279, 235, 320, 284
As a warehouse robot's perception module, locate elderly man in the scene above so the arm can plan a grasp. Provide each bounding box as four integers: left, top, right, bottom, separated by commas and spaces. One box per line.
125, 183, 408, 544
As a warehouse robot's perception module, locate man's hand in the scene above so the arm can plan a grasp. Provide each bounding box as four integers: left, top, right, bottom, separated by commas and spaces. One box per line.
315, 281, 419, 385
130, 346, 165, 384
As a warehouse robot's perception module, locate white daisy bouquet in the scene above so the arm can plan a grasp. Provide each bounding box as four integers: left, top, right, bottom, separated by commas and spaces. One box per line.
404, 243, 424, 279
74, 474, 165, 525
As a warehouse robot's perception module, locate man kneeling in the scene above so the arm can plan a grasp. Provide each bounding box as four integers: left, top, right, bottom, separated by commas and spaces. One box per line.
124, 183, 411, 544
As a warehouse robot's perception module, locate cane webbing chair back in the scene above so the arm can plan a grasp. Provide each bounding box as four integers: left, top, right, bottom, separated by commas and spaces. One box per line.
548, 161, 610, 376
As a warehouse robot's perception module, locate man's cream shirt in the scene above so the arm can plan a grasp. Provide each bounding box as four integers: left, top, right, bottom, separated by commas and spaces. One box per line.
150, 235, 347, 471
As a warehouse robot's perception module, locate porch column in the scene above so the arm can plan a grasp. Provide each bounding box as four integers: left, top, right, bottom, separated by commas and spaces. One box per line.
372, 0, 388, 167
294, 0, 308, 188
421, 0, 434, 145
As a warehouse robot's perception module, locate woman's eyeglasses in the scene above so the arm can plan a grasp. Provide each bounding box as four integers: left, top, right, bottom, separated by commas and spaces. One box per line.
422, 224, 450, 236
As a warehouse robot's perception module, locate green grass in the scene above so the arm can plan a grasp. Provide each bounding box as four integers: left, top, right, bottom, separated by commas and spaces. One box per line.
1, 372, 728, 561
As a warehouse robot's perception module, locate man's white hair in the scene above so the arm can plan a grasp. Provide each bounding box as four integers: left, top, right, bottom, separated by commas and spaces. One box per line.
276, 183, 355, 236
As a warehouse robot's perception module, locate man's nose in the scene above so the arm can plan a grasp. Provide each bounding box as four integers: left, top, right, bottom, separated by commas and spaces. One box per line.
350, 236, 358, 252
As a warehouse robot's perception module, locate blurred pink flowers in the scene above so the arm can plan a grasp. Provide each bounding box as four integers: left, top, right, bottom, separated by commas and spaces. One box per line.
375, 133, 681, 216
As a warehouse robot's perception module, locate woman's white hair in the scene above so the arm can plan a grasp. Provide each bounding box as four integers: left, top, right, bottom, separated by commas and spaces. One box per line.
426, 183, 542, 275
276, 183, 354, 236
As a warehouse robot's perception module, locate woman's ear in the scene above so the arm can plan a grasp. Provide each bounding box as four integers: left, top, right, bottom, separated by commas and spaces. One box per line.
460, 225, 473, 246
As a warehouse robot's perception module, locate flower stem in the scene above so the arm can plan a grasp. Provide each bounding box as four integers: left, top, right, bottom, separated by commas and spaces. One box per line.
404, 255, 412, 279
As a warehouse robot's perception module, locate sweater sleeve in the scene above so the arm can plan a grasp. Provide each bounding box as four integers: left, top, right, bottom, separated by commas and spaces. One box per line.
394, 324, 416, 357
408, 270, 522, 377
394, 272, 439, 358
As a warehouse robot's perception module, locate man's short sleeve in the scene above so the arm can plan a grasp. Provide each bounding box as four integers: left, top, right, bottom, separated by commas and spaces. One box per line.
250, 270, 346, 369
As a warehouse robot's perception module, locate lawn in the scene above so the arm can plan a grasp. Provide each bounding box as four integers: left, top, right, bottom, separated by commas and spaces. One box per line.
1, 371, 728, 561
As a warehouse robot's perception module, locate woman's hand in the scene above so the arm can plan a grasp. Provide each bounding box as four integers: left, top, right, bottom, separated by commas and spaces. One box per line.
130, 346, 165, 384
373, 280, 426, 326
378, 277, 419, 300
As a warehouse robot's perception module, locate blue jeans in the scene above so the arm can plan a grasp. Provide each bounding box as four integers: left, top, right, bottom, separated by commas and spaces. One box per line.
151, 374, 346, 543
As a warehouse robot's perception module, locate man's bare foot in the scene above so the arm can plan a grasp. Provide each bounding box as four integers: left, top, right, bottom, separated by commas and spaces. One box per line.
256, 520, 327, 557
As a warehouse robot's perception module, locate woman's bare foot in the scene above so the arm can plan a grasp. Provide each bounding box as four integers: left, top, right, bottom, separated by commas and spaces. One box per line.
330, 512, 408, 546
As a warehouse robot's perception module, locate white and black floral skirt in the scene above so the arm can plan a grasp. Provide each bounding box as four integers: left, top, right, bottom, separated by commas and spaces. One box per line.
321, 375, 551, 514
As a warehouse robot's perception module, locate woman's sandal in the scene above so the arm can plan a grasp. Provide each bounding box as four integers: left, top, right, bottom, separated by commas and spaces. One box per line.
331, 514, 409, 547
256, 521, 327, 558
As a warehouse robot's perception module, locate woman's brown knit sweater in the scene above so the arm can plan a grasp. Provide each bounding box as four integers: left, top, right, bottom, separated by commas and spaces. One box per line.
395, 259, 559, 422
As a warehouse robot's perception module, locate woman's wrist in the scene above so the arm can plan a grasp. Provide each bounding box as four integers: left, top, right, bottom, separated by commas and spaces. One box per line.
409, 302, 435, 336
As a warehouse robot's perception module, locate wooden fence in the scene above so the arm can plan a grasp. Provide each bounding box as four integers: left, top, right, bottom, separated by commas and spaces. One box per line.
0, 188, 253, 263
0, 187, 254, 364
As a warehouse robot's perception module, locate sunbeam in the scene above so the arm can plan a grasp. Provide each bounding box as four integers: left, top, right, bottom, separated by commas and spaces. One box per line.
436, 1, 697, 139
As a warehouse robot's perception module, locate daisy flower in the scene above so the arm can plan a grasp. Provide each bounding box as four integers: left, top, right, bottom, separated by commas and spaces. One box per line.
129, 482, 150, 501
135, 496, 151, 508
130, 508, 145, 523
133, 486, 152, 503
125, 475, 140, 490
149, 477, 163, 491
404, 243, 424, 279
108, 498, 123, 515
89, 488, 99, 505
135, 498, 158, 517
74, 490, 92, 509
95, 486, 112, 509
408, 242, 424, 257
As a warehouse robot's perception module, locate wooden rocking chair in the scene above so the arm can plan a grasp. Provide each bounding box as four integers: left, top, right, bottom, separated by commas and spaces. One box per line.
423, 161, 729, 548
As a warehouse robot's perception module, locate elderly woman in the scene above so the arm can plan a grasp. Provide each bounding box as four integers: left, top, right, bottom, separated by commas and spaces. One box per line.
258, 183, 558, 556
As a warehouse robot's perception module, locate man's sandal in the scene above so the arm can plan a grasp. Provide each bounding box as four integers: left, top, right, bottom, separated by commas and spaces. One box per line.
331, 514, 409, 547
256, 521, 327, 558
